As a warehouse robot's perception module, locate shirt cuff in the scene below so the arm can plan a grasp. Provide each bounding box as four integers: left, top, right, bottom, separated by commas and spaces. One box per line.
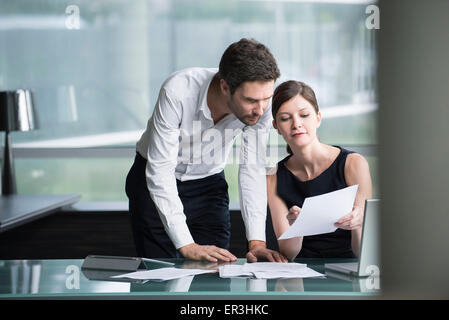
168, 222, 195, 250
245, 218, 267, 243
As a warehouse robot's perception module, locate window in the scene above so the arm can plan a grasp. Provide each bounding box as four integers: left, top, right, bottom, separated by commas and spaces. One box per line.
0, 0, 377, 206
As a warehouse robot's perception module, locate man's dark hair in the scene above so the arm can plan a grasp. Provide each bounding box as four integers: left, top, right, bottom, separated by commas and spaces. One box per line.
218, 38, 280, 94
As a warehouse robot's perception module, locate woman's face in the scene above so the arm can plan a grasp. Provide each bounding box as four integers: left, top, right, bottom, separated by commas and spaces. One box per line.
273, 94, 321, 149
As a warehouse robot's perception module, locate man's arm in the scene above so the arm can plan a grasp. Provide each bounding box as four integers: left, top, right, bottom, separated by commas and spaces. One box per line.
145, 88, 237, 262
145, 88, 194, 249
238, 106, 287, 262
238, 124, 269, 244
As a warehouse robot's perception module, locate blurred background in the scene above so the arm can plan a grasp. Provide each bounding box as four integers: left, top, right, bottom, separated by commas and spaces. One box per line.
0, 0, 378, 207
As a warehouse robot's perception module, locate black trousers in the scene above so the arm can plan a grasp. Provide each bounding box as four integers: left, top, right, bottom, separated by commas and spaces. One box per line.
125, 153, 231, 258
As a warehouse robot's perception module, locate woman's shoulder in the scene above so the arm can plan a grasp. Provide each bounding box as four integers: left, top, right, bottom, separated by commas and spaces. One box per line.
333, 145, 354, 156
266, 166, 278, 191
266, 166, 278, 176
276, 154, 292, 167
344, 152, 370, 179
265, 154, 291, 178
266, 162, 280, 180
329, 145, 370, 180
345, 152, 368, 165
333, 145, 363, 164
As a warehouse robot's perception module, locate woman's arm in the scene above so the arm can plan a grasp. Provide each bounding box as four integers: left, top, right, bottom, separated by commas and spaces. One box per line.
267, 173, 303, 261
335, 153, 373, 257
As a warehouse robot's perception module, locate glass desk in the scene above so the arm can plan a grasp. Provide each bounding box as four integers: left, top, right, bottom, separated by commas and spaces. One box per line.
0, 194, 81, 232
0, 258, 380, 299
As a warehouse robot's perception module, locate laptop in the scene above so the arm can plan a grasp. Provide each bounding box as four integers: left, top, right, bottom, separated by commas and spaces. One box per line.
324, 199, 380, 277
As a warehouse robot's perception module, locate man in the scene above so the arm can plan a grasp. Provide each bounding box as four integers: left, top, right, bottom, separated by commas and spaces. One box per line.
125, 38, 287, 263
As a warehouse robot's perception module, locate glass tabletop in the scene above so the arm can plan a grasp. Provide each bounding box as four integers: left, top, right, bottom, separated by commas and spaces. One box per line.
0, 258, 380, 298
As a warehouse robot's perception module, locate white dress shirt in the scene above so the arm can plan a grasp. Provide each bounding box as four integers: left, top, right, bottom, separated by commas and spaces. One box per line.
136, 67, 271, 249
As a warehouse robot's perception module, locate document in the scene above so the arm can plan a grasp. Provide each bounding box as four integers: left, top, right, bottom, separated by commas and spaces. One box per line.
278, 185, 359, 239
112, 267, 215, 281
219, 262, 324, 279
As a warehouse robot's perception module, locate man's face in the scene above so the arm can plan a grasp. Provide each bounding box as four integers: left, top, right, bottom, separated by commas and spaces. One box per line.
223, 80, 275, 126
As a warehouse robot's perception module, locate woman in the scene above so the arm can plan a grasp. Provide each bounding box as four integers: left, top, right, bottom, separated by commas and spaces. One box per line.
267, 80, 372, 261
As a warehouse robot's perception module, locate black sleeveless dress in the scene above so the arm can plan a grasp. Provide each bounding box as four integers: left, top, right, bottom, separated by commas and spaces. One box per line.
275, 146, 356, 258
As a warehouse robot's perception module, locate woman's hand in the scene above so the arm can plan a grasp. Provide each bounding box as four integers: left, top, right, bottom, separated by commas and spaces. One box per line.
286, 205, 301, 225
334, 206, 364, 230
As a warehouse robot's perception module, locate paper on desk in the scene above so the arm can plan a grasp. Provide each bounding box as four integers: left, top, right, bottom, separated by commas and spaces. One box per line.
251, 268, 323, 279
278, 185, 358, 240
219, 262, 324, 279
243, 262, 306, 272
219, 264, 253, 278
111, 267, 215, 281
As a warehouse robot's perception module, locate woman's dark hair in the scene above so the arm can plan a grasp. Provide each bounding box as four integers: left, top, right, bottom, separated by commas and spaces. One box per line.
272, 80, 320, 155
218, 38, 280, 94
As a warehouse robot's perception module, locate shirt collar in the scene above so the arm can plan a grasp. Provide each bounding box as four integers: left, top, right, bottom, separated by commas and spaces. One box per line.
198, 69, 218, 120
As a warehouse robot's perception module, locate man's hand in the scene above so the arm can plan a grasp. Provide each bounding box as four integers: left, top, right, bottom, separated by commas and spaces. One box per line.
179, 243, 237, 262
246, 240, 288, 263
179, 260, 227, 272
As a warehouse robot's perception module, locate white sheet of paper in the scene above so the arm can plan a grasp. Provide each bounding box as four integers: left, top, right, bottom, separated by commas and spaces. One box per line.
251, 268, 324, 279
278, 185, 359, 239
219, 262, 324, 279
112, 267, 215, 281
166, 275, 195, 292
219, 264, 253, 278
242, 262, 306, 272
